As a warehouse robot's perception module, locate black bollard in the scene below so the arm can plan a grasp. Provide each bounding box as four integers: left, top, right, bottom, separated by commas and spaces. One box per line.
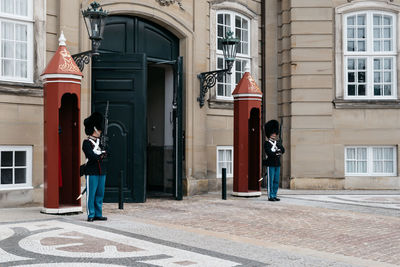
119, 170, 124, 210
222, 168, 227, 200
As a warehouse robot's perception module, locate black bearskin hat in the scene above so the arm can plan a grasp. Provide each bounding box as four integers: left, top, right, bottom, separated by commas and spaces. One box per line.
84, 112, 104, 136
265, 120, 279, 138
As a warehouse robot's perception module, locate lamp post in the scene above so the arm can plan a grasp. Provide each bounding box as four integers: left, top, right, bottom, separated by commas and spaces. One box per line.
197, 31, 239, 108
72, 1, 108, 71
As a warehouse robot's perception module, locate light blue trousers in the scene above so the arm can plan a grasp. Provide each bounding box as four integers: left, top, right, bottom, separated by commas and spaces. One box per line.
267, 167, 280, 199
86, 174, 106, 218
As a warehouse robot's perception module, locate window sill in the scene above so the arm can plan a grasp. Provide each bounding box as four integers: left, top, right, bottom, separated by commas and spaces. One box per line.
333, 99, 400, 109
0, 81, 43, 97
208, 99, 234, 109
0, 186, 33, 191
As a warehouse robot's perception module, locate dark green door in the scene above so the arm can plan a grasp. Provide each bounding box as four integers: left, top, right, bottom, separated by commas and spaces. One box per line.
92, 53, 147, 203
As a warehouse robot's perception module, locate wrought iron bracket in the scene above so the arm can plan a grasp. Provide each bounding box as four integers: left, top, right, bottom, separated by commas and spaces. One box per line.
197, 69, 230, 108
72, 50, 93, 72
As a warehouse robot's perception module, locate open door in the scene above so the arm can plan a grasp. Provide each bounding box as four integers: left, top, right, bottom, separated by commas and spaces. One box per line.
92, 53, 147, 203
173, 56, 183, 200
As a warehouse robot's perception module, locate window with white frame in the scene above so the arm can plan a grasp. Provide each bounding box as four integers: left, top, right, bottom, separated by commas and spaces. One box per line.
216, 11, 250, 99
0, 0, 33, 83
0, 146, 32, 189
344, 11, 396, 99
345, 146, 397, 176
217, 146, 233, 178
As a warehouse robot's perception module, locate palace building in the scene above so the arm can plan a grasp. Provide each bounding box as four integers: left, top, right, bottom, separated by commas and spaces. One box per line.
0, 0, 399, 207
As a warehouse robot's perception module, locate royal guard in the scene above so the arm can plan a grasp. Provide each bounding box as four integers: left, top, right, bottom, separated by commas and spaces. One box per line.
264, 120, 285, 201
82, 112, 108, 222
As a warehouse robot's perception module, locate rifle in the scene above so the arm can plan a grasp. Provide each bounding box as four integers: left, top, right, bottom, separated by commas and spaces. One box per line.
101, 101, 110, 150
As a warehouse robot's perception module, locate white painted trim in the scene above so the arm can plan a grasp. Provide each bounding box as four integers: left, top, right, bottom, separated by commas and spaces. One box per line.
336, 1, 400, 14
345, 146, 397, 176
232, 191, 261, 197
43, 80, 82, 85
233, 93, 262, 98
233, 98, 262, 101
41, 74, 82, 80
41, 206, 82, 214
0, 146, 32, 189
0, 186, 33, 191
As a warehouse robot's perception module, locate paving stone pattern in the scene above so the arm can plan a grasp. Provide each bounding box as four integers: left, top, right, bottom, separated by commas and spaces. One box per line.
103, 195, 400, 265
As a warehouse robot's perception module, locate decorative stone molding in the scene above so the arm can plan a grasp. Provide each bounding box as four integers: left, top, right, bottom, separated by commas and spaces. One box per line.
155, 0, 184, 10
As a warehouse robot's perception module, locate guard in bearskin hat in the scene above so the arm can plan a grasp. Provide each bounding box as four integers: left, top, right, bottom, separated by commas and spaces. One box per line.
264, 119, 285, 201
82, 111, 108, 222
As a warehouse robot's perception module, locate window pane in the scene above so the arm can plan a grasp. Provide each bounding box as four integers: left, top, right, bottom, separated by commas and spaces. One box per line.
2, 59, 14, 76
15, 168, 26, 183
346, 161, 356, 173
348, 85, 355, 95
373, 15, 381, 25
384, 58, 392, 69
385, 161, 393, 173
15, 151, 26, 166
384, 40, 391, 51
2, 22, 14, 40
358, 72, 365, 82
384, 148, 393, 160
16, 0, 28, 16
225, 14, 230, 25
357, 15, 365, 25
347, 16, 355, 25
217, 84, 223, 96
2, 0, 14, 14
383, 27, 391, 38
373, 148, 383, 160
357, 28, 365, 38
357, 148, 367, 160
374, 161, 383, 173
374, 41, 381, 51
1, 151, 13, 166
348, 72, 355, 82
374, 28, 381, 38
347, 41, 355, 51
374, 59, 381, 70
358, 85, 366, 95
348, 28, 355, 38
374, 72, 381, 83
383, 16, 392, 25
1, 169, 12, 184
235, 16, 241, 28
16, 42, 26, 59
357, 41, 365, 51
3, 40, 14, 58
374, 85, 382, 96
358, 161, 367, 173
347, 148, 355, 159
218, 14, 223, 24
358, 59, 365, 70
348, 59, 355, 70
384, 85, 392, 95
15, 60, 27, 77
217, 25, 223, 37
218, 150, 224, 161
384, 72, 391, 82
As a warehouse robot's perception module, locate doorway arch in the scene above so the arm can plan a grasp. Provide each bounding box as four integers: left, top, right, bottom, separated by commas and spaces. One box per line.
91, 16, 181, 202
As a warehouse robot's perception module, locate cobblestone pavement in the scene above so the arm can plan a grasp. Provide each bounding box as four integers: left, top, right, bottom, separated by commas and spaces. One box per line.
0, 191, 399, 266
102, 193, 400, 266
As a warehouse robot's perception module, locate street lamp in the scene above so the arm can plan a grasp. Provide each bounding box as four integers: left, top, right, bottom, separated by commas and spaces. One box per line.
72, 1, 108, 71
197, 31, 239, 108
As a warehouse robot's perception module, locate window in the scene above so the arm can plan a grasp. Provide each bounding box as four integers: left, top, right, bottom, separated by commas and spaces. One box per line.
216, 11, 250, 99
217, 146, 233, 178
345, 146, 396, 176
0, 146, 32, 189
0, 0, 33, 83
343, 11, 396, 99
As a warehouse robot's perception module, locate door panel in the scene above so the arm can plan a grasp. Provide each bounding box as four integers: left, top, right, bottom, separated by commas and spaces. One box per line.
173, 56, 183, 200
92, 53, 147, 203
